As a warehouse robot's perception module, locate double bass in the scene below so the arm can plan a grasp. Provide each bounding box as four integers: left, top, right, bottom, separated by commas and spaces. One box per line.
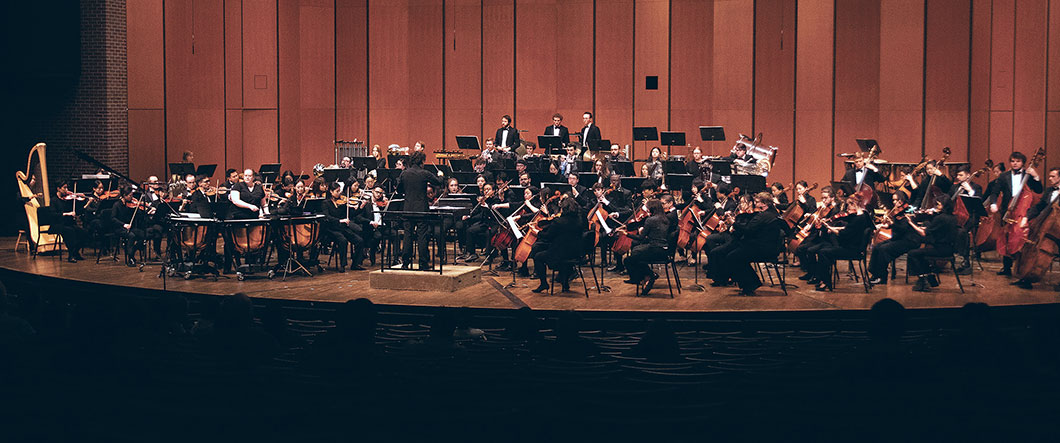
851, 145, 882, 208
1014, 199, 1060, 283
916, 147, 952, 211
997, 147, 1046, 258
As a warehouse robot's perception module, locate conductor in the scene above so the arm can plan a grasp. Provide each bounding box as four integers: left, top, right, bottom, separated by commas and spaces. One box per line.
397, 151, 442, 269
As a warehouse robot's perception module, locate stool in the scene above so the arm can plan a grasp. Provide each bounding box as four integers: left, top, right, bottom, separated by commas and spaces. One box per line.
15, 230, 29, 253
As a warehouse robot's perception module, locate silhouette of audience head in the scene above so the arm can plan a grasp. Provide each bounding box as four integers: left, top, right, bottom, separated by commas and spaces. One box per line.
869, 298, 906, 342
338, 298, 377, 342
429, 308, 457, 341
217, 292, 255, 331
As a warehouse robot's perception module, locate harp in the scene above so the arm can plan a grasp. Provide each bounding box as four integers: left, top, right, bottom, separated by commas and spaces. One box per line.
15, 143, 61, 253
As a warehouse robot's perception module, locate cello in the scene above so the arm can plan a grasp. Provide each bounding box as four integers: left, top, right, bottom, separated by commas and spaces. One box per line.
513, 193, 561, 263
951, 161, 992, 226
1014, 199, 1060, 283
997, 147, 1046, 258
851, 145, 882, 208
781, 183, 817, 229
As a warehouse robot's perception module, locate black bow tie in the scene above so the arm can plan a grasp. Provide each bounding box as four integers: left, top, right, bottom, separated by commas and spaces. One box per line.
1013, 171, 1023, 175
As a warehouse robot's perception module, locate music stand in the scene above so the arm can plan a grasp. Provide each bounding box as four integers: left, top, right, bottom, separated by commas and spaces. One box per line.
731, 175, 767, 195
455, 136, 481, 152
665, 173, 694, 193
169, 162, 195, 179
541, 182, 572, 195
709, 160, 733, 182
633, 127, 658, 162
538, 135, 564, 157
387, 154, 410, 170
449, 158, 473, 172
662, 160, 686, 175
195, 164, 217, 179
259, 164, 282, 184
590, 139, 611, 154
611, 161, 635, 177
351, 156, 376, 171
855, 139, 879, 153
620, 177, 648, 193
322, 168, 353, 185
660, 131, 686, 156
699, 126, 727, 157
578, 172, 598, 188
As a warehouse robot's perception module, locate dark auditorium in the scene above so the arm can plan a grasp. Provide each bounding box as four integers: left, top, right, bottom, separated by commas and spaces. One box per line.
4, 0, 1060, 440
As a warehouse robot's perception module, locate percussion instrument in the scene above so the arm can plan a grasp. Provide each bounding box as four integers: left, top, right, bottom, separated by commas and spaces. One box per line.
168, 217, 220, 280
223, 218, 275, 280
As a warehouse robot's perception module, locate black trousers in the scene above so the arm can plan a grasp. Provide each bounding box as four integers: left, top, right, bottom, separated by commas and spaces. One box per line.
908, 245, 952, 276
796, 236, 831, 274
814, 243, 862, 283
401, 220, 430, 265
868, 238, 920, 281
326, 227, 363, 266
704, 232, 735, 280
721, 246, 776, 291
625, 244, 667, 283
465, 221, 489, 252
532, 246, 572, 284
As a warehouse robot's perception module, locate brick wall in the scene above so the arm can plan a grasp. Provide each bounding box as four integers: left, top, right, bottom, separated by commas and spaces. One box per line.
32, 0, 128, 186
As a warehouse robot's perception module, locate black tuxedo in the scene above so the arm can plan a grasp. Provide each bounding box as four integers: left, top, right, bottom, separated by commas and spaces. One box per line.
397, 165, 443, 266
579, 124, 602, 152
841, 167, 885, 189
544, 124, 570, 144
495, 126, 521, 150
989, 170, 1043, 217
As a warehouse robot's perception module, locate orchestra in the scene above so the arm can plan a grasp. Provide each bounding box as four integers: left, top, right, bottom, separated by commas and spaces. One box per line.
22, 117, 1049, 299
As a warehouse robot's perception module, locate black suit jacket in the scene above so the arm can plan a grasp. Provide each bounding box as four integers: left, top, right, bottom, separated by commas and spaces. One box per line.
990, 170, 1043, 216
1028, 187, 1060, 220
544, 124, 570, 144
495, 126, 521, 150
579, 124, 602, 149
397, 166, 442, 213
841, 167, 885, 189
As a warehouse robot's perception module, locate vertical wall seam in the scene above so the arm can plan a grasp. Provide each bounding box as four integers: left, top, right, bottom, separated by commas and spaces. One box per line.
922, 0, 928, 157
792, 0, 798, 182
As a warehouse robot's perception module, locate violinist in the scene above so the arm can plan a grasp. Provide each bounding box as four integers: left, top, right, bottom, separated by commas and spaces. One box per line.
592, 177, 633, 270
793, 181, 817, 215
489, 176, 517, 271
530, 196, 586, 293
622, 199, 670, 296
809, 196, 873, 291
183, 176, 214, 218
107, 186, 148, 266
50, 181, 88, 262
1010, 167, 1060, 289
866, 192, 919, 285
906, 160, 952, 207
795, 186, 841, 281
567, 173, 590, 209
705, 193, 755, 286
322, 182, 366, 272
182, 173, 197, 196
907, 194, 958, 292
229, 169, 267, 219
459, 183, 498, 264
949, 165, 982, 272
987, 151, 1042, 276
364, 185, 393, 265
276, 180, 310, 216
769, 182, 790, 210
716, 192, 786, 296
660, 194, 680, 249
143, 177, 169, 259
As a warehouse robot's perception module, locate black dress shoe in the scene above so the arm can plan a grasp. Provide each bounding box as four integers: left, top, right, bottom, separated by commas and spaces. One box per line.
349, 264, 366, 271
1014, 279, 1033, 290
806, 277, 820, 285
641, 276, 657, 296
561, 284, 571, 292
67, 257, 78, 263
868, 277, 886, 285
912, 278, 929, 292
798, 272, 813, 281
623, 279, 639, 284
814, 281, 831, 292
419, 263, 433, 271
927, 274, 940, 287
710, 280, 729, 287
607, 265, 623, 272
997, 268, 1011, 276
531, 283, 549, 293
740, 287, 757, 296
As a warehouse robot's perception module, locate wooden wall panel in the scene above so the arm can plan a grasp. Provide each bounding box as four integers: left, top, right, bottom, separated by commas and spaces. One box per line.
877, 0, 923, 163
279, 0, 336, 175
128, 110, 165, 181
515, 0, 559, 134
553, 0, 594, 138
833, 0, 880, 179
969, 0, 992, 170
989, 0, 1016, 160
482, 0, 515, 146
1051, 0, 1060, 112
226, 110, 244, 170
753, 0, 796, 186
368, 0, 411, 149
336, 0, 368, 142
670, 0, 713, 156
444, 0, 482, 148
712, 0, 754, 152
225, 0, 243, 111
243, 110, 279, 167
242, 0, 278, 109
633, 0, 669, 161
164, 0, 225, 171
595, 0, 634, 151
127, 0, 164, 109
407, 0, 444, 154
1013, 0, 1048, 167
924, 0, 970, 162
794, 0, 834, 189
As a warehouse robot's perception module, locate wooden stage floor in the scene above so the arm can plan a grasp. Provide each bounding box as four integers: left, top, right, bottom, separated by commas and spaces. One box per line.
2, 240, 1058, 313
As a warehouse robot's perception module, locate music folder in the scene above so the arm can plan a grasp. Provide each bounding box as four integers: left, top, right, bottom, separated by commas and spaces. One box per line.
633, 127, 659, 141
